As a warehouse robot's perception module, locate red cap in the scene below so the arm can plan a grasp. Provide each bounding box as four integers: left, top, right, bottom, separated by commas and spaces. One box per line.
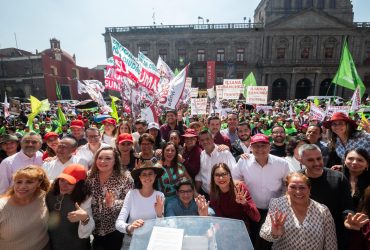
44, 132, 59, 141
118, 133, 133, 144
102, 118, 117, 126
57, 164, 87, 184
181, 129, 198, 138
251, 134, 270, 144
70, 120, 85, 129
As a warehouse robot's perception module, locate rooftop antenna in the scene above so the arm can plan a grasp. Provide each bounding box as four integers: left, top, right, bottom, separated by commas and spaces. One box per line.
152, 8, 156, 25
14, 33, 18, 49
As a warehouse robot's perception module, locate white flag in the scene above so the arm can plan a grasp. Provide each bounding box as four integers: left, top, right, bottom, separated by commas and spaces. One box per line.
159, 65, 188, 109
350, 86, 361, 111
77, 80, 88, 95
4, 92, 9, 118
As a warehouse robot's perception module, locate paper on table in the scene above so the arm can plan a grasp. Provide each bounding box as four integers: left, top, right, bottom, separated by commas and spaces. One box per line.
147, 226, 184, 250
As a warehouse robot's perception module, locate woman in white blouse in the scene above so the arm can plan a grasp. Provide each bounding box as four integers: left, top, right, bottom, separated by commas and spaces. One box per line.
116, 161, 165, 250
260, 172, 337, 249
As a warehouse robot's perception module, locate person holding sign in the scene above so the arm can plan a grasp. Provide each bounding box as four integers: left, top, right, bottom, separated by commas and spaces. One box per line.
116, 161, 165, 250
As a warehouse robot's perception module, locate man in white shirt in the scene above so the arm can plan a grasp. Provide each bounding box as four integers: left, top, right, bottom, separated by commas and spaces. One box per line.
0, 132, 43, 194
43, 137, 88, 181
232, 133, 289, 249
195, 130, 236, 199
76, 127, 109, 168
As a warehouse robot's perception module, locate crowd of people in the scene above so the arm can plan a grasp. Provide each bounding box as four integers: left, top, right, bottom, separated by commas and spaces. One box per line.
0, 97, 370, 250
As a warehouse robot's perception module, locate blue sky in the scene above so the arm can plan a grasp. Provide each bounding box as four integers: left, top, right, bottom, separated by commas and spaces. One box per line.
0, 0, 368, 68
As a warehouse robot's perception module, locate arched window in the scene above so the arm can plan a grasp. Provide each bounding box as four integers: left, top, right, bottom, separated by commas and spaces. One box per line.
276, 38, 289, 60
300, 37, 313, 59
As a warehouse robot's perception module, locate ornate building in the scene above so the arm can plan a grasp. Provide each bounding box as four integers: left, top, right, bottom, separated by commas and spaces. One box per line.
0, 38, 104, 101
103, 0, 370, 99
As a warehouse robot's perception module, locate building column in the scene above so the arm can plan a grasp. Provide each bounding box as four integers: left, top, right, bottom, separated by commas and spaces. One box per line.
314, 73, 321, 96
290, 73, 296, 99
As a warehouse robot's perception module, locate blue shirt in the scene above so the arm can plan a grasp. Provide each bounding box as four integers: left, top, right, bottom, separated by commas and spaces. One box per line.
165, 196, 199, 217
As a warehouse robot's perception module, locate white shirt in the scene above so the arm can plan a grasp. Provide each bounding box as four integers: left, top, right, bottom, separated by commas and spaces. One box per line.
116, 189, 164, 234
285, 156, 305, 173
102, 134, 115, 148
42, 155, 88, 181
232, 154, 289, 209
76, 142, 110, 168
0, 150, 43, 194
195, 145, 236, 194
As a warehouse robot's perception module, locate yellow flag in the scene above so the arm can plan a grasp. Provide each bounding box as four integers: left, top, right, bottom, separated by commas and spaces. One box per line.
110, 95, 120, 121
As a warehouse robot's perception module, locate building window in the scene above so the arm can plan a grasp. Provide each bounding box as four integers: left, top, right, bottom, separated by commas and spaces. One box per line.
197, 49, 205, 62
236, 48, 245, 62
72, 68, 79, 80
216, 48, 225, 62
329, 0, 336, 8
366, 46, 370, 59
178, 48, 186, 66
317, 0, 324, 9
277, 48, 286, 59
284, 0, 291, 10
159, 49, 167, 61
296, 0, 302, 9
216, 72, 224, 84
50, 66, 58, 76
307, 0, 313, 8
324, 48, 334, 59
197, 76, 205, 84
141, 50, 148, 56
301, 48, 310, 59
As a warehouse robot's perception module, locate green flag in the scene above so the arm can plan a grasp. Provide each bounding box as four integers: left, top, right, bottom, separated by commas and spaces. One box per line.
314, 97, 320, 107
332, 40, 366, 96
110, 95, 120, 121
57, 106, 67, 125
174, 68, 179, 76
242, 72, 257, 98
56, 81, 62, 100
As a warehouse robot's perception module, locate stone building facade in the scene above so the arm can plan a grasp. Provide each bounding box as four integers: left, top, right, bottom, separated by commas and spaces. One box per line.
0, 38, 104, 101
103, 0, 370, 100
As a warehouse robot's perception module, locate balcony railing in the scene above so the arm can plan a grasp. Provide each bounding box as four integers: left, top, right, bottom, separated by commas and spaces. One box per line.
354, 22, 370, 28
105, 23, 263, 33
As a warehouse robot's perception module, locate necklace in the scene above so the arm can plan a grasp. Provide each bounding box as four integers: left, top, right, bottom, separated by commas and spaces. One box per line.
54, 194, 64, 211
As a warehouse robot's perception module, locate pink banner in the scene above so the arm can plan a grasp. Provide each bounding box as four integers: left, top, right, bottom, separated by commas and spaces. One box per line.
206, 61, 215, 89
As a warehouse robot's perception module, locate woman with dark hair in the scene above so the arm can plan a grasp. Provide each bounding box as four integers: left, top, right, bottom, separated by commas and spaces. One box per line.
42, 132, 60, 161
284, 137, 309, 172
116, 161, 165, 249
169, 130, 183, 154
86, 147, 134, 250
157, 142, 191, 204
0, 165, 50, 250
147, 122, 165, 150
101, 118, 117, 147
260, 172, 337, 249
46, 164, 93, 250
116, 133, 136, 172
209, 163, 260, 231
342, 148, 370, 209
324, 112, 370, 160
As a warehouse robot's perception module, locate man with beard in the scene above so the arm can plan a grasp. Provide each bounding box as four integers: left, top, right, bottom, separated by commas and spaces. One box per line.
207, 116, 231, 148
270, 125, 287, 157
160, 110, 186, 142
231, 121, 252, 161
0, 132, 43, 193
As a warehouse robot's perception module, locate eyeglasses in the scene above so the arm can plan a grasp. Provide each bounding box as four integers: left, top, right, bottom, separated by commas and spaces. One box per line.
178, 189, 193, 195
214, 172, 229, 178
54, 194, 64, 211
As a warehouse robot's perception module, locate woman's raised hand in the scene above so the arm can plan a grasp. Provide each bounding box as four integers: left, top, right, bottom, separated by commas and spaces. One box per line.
345, 213, 369, 230
67, 202, 88, 223
234, 184, 248, 205
154, 195, 164, 217
270, 209, 287, 238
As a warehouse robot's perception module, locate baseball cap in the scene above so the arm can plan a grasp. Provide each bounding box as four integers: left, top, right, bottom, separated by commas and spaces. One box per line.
148, 122, 160, 130
44, 132, 59, 141
102, 118, 117, 126
118, 133, 134, 144
250, 134, 270, 144
70, 120, 85, 129
181, 129, 198, 138
57, 164, 87, 184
